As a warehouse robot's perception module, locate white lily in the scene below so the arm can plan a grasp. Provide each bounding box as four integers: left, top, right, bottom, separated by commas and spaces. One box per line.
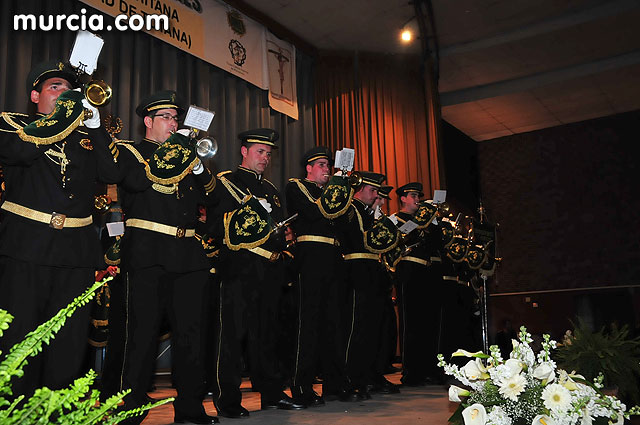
580, 410, 593, 425
461, 359, 489, 380
448, 385, 470, 402
609, 411, 624, 425
532, 415, 556, 425
533, 363, 556, 383
452, 349, 490, 359
462, 403, 486, 425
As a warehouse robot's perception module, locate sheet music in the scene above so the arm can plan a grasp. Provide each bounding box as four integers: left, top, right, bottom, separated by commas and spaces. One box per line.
69, 30, 104, 75
184, 105, 215, 132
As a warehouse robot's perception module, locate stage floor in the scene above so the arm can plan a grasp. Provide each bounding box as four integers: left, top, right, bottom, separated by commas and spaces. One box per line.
142, 370, 454, 424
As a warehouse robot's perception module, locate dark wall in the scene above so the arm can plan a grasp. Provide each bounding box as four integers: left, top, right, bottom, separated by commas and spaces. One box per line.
441, 120, 480, 216
478, 110, 640, 295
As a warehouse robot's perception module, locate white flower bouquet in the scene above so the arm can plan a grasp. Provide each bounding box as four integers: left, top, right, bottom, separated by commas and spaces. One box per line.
438, 326, 640, 425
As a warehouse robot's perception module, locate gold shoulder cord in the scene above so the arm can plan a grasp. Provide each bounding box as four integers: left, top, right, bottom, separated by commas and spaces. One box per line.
292, 179, 317, 204
218, 175, 248, 205
119, 143, 178, 195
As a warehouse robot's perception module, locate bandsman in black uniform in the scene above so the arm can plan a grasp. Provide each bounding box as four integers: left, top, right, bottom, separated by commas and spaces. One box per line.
0, 61, 119, 397
114, 91, 218, 425
285, 146, 353, 405
210, 129, 304, 419
370, 185, 401, 394
334, 172, 399, 399
392, 183, 444, 386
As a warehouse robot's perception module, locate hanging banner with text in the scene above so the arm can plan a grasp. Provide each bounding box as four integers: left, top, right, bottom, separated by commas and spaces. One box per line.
78, 0, 268, 89
266, 31, 298, 120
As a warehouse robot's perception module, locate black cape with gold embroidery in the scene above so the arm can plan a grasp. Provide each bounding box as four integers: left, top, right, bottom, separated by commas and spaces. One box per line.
0, 111, 120, 267
117, 138, 216, 273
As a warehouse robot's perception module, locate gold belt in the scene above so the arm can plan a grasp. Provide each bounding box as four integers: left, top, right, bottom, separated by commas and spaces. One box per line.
126, 218, 195, 238
247, 246, 281, 262
430, 256, 442, 262
1, 201, 93, 229
344, 252, 380, 261
443, 276, 458, 282
296, 235, 340, 246
400, 256, 429, 266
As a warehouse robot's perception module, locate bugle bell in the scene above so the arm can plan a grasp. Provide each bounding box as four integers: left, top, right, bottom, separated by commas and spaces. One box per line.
84, 79, 112, 107
348, 171, 363, 188
195, 137, 218, 159
83, 79, 112, 120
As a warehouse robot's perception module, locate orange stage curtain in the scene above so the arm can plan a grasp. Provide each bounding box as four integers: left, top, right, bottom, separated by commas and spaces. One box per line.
314, 52, 444, 210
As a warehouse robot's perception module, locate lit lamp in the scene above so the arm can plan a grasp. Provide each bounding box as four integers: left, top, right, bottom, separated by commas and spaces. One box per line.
400, 17, 417, 43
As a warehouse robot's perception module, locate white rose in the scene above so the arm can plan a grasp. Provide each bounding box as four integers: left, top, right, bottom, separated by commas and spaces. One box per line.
532, 363, 556, 383
504, 358, 523, 378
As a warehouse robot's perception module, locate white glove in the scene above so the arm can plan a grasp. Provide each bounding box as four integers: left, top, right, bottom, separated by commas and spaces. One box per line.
334, 170, 343, 177
374, 205, 383, 219
192, 158, 204, 175
176, 128, 191, 137
258, 198, 272, 213
81, 99, 100, 129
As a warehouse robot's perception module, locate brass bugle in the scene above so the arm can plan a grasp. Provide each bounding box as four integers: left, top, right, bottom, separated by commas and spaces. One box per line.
348, 171, 363, 187
84, 79, 112, 107
195, 137, 218, 158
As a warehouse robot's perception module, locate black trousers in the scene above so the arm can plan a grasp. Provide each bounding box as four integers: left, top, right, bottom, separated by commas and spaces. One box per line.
291, 242, 349, 392
396, 261, 444, 382
100, 273, 126, 399
214, 250, 285, 409
344, 258, 387, 388
0, 256, 92, 397
120, 266, 209, 417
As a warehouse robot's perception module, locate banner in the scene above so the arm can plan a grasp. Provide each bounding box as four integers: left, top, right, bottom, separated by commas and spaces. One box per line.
266, 31, 298, 120
78, 0, 267, 89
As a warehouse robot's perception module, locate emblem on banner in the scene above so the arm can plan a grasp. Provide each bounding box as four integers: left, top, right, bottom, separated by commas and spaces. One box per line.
227, 10, 246, 36
229, 40, 247, 66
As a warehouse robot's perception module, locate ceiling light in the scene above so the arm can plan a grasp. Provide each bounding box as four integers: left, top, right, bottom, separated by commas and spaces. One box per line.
400, 16, 417, 44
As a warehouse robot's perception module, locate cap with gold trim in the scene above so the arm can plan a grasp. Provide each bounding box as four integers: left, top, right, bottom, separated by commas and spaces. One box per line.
359, 171, 385, 189
26, 60, 78, 94
396, 182, 424, 198
135, 90, 185, 117
238, 128, 279, 148
378, 185, 393, 200
301, 146, 332, 166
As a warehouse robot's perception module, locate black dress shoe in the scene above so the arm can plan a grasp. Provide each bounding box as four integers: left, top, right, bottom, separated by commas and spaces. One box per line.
323, 387, 358, 402
370, 377, 401, 394
261, 395, 306, 410
215, 405, 250, 419
306, 391, 325, 407
353, 386, 372, 400
292, 386, 325, 407
174, 412, 220, 424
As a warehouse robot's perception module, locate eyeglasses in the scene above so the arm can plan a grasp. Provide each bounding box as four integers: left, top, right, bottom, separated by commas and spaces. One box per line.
152, 113, 180, 123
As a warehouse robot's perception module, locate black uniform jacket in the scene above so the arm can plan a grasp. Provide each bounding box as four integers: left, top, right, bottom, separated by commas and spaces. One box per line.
395, 211, 441, 261
0, 112, 119, 267
285, 178, 337, 240
209, 166, 285, 254
334, 198, 375, 255
117, 138, 215, 273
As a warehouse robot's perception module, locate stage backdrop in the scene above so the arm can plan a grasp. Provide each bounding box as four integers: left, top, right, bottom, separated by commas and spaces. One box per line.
0, 0, 315, 189
314, 52, 445, 212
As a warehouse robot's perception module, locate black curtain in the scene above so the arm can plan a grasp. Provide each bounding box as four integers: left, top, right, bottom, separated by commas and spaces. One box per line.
0, 0, 316, 189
